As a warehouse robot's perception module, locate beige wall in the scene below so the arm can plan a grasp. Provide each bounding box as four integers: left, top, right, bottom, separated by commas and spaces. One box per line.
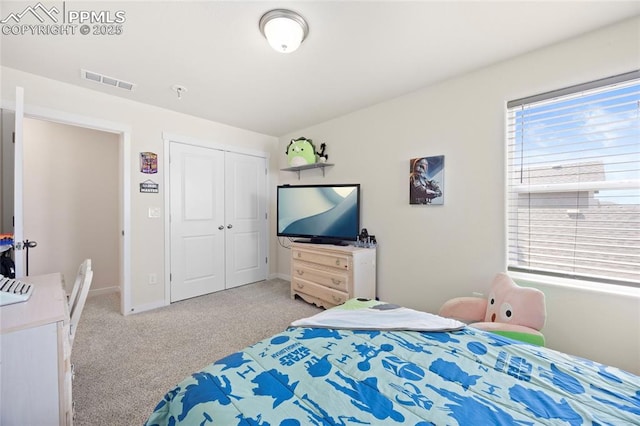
23, 118, 119, 294
276, 17, 640, 373
0, 66, 279, 311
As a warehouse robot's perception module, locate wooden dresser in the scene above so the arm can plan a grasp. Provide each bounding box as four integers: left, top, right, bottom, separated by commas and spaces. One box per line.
0, 272, 73, 425
290, 242, 376, 309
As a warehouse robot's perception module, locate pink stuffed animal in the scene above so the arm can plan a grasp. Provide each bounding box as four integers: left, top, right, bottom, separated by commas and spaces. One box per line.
439, 273, 546, 345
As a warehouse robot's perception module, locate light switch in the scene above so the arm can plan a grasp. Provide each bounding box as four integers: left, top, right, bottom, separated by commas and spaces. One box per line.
148, 207, 161, 218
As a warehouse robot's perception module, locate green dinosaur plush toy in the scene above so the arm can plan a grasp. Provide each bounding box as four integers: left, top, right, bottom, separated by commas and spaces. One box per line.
286, 137, 316, 167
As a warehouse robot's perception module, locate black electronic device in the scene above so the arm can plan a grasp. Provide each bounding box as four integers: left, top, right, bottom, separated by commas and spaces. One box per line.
277, 183, 360, 245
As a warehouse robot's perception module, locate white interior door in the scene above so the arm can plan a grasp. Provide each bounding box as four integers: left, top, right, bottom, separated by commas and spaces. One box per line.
13, 87, 24, 278
224, 152, 267, 288
170, 142, 225, 302
1, 111, 15, 236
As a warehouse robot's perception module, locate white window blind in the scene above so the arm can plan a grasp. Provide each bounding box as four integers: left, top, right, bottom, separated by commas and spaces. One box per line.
507, 71, 640, 287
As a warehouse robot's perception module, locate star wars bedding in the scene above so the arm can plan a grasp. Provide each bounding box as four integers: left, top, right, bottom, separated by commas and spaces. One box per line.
145, 300, 640, 425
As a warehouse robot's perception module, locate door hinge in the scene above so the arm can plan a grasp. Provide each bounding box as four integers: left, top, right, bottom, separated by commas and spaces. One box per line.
170, 273, 172, 282
12, 131, 15, 144
265, 257, 268, 264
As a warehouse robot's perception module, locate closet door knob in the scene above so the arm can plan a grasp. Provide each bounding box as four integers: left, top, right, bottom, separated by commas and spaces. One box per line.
227, 224, 233, 229
218, 225, 224, 230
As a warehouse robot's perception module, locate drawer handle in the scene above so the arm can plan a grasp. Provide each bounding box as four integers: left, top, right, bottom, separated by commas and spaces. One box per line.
335, 259, 341, 266
332, 295, 343, 303
296, 282, 304, 289
296, 269, 304, 276
297, 252, 302, 258
331, 278, 342, 285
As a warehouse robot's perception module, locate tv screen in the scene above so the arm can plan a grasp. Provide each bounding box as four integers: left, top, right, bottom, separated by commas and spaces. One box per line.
277, 184, 360, 244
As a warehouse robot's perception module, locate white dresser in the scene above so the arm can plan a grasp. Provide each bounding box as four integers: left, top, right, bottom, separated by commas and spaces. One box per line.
0, 273, 73, 425
290, 242, 376, 309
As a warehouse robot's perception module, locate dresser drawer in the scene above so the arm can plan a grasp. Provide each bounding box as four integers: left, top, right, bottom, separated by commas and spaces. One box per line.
290, 242, 376, 309
291, 262, 349, 292
292, 248, 351, 271
291, 277, 348, 306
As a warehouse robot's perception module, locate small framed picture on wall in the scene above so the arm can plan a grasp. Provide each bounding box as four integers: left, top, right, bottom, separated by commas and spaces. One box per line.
140, 152, 158, 174
409, 155, 444, 205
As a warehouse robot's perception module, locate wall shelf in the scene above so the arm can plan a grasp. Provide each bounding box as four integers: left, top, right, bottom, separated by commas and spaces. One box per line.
281, 163, 334, 179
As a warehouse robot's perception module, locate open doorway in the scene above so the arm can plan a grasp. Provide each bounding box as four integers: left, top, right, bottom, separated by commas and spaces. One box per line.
23, 118, 120, 295
1, 108, 128, 309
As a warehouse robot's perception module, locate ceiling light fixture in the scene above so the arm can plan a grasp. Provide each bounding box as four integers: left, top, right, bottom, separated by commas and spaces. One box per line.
259, 9, 308, 54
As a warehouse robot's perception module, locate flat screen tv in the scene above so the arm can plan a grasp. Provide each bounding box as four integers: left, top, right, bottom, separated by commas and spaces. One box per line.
277, 184, 360, 245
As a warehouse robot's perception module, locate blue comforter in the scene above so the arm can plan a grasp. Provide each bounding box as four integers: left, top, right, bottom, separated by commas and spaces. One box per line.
146, 307, 640, 425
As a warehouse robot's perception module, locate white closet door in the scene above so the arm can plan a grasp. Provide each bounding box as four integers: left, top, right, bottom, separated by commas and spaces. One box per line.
224, 152, 267, 289
170, 142, 225, 302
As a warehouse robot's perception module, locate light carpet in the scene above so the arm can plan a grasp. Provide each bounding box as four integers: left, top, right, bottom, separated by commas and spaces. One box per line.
71, 279, 322, 426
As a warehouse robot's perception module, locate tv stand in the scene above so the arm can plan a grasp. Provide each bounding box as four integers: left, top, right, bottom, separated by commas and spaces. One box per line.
290, 242, 376, 309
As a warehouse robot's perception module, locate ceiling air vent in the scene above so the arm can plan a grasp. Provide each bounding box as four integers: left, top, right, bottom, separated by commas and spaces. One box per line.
81, 69, 135, 91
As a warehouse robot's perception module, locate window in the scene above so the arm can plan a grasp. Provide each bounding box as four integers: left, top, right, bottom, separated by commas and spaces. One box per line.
507, 71, 640, 287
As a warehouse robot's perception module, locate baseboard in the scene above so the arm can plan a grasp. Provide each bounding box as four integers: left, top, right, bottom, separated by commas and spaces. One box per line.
270, 272, 291, 282
86, 286, 167, 314
128, 299, 167, 314
88, 286, 119, 298
125, 276, 291, 315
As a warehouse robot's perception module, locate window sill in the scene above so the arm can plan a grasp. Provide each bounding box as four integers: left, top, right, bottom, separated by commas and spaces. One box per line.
509, 271, 640, 299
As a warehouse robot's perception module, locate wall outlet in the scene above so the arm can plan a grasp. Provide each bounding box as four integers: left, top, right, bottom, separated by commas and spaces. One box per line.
148, 273, 158, 285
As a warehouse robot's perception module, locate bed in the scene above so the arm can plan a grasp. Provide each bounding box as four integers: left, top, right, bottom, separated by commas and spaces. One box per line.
145, 299, 640, 425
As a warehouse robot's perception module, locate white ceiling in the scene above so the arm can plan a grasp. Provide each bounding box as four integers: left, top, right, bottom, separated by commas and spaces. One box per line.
1, 1, 639, 136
